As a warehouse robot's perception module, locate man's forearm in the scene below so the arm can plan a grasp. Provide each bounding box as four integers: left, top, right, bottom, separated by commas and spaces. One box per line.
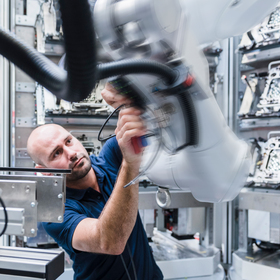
98, 160, 139, 254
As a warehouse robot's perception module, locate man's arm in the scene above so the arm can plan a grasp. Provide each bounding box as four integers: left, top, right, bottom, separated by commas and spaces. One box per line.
72, 107, 146, 255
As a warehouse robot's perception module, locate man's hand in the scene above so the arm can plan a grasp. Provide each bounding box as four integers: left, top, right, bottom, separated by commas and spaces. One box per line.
101, 82, 131, 109
115, 107, 146, 168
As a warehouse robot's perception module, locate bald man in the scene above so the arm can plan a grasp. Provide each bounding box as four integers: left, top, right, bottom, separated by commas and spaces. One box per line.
27, 84, 163, 280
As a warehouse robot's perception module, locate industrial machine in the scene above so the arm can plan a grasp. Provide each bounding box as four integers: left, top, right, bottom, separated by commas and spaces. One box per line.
229, 134, 280, 280
1, 0, 279, 203
230, 4, 280, 278
0, 167, 67, 279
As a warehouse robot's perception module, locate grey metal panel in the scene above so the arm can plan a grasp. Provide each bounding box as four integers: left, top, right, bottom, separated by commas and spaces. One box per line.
230, 250, 280, 280
16, 148, 30, 159
15, 0, 24, 15
0, 246, 64, 278
0, 175, 65, 223
16, 82, 36, 93
239, 117, 280, 130
16, 117, 36, 127
15, 127, 34, 148
242, 47, 280, 65
0, 180, 37, 236
15, 92, 35, 119
16, 15, 36, 26
0, 207, 25, 236
15, 26, 35, 47
239, 189, 280, 213
139, 190, 212, 210
15, 67, 35, 84
45, 116, 118, 127
15, 158, 34, 169
1, 275, 43, 280
0, 0, 10, 173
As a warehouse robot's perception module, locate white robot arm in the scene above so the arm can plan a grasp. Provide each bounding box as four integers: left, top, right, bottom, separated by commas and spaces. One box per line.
0, 0, 278, 204
94, 0, 279, 202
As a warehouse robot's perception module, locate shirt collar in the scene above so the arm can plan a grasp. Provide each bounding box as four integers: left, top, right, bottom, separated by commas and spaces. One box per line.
66, 164, 105, 200
66, 186, 88, 200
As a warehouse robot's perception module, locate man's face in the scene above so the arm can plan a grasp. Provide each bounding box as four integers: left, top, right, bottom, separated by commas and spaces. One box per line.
36, 126, 92, 182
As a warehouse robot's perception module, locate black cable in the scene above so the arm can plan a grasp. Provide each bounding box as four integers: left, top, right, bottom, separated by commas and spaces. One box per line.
0, 1, 177, 103
254, 239, 280, 251
120, 253, 132, 280
120, 243, 138, 280
97, 60, 177, 86
0, 196, 8, 237
127, 243, 138, 280
97, 103, 163, 188
97, 104, 125, 142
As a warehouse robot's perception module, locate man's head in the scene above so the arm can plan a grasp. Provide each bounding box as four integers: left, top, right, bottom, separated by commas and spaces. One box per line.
27, 124, 92, 182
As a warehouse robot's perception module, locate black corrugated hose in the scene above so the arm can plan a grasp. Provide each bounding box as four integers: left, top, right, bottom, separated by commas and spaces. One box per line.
0, 0, 176, 102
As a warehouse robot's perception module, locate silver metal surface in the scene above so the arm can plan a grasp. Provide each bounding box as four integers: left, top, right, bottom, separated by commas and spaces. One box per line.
0, 180, 37, 236
36, 85, 45, 125
229, 249, 280, 280
0, 207, 25, 236
156, 187, 171, 208
139, 189, 212, 210
0, 0, 10, 211
45, 116, 118, 126
172, 207, 205, 236
239, 189, 280, 213
248, 209, 280, 244
0, 246, 64, 279
16, 82, 35, 93
151, 229, 221, 279
0, 174, 66, 225
239, 117, 280, 130
16, 117, 36, 127
15, 148, 30, 159
15, 15, 36, 26
242, 48, 280, 65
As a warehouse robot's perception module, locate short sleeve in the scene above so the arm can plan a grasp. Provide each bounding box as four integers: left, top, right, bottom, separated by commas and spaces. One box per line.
98, 137, 123, 171
42, 201, 87, 254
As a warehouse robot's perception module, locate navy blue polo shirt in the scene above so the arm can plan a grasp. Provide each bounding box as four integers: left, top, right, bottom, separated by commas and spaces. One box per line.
43, 137, 163, 280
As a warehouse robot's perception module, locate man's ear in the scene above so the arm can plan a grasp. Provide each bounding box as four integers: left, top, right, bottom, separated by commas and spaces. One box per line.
35, 164, 53, 176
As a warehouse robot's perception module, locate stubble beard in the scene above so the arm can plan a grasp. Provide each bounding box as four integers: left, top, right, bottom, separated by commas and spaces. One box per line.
66, 155, 92, 182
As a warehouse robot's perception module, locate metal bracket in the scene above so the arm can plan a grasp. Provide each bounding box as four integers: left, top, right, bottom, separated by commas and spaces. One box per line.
0, 208, 25, 236
0, 180, 37, 236
16, 117, 36, 127
15, 15, 36, 26
16, 82, 35, 93
0, 173, 66, 224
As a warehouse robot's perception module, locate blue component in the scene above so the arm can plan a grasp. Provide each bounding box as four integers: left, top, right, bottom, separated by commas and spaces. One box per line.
140, 136, 148, 147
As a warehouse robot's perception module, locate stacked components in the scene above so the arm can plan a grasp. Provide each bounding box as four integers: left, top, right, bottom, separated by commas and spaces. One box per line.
257, 62, 280, 116
230, 135, 280, 280
238, 4, 280, 51
238, 62, 280, 118
248, 132, 280, 187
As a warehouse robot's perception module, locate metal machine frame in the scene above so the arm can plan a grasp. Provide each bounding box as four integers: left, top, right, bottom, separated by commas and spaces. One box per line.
229, 188, 280, 280
139, 188, 225, 280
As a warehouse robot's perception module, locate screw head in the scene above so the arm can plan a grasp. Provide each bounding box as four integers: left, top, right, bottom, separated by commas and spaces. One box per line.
57, 193, 63, 199
58, 216, 62, 221
31, 202, 36, 208
30, 228, 35, 234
